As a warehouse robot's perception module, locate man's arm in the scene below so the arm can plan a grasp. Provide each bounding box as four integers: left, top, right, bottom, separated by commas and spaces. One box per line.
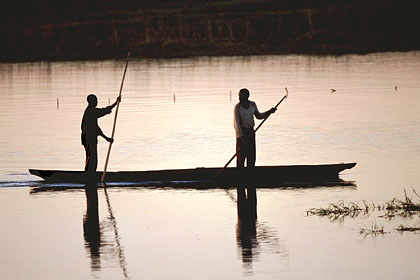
97, 127, 114, 143
96, 96, 122, 118
254, 102, 276, 120
109, 96, 121, 109
233, 104, 244, 138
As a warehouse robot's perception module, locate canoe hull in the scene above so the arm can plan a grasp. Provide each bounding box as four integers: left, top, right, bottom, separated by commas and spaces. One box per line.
29, 163, 356, 186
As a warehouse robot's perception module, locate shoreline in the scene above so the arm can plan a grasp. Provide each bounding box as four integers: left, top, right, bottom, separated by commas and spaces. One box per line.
3, 49, 420, 64
2, 0, 420, 63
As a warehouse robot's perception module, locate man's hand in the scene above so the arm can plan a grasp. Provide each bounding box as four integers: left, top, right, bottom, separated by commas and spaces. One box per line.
268, 107, 277, 114
105, 136, 114, 143
110, 96, 121, 109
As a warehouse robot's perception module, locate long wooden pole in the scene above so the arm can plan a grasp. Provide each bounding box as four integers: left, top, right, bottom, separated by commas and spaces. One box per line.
101, 52, 130, 183
215, 87, 288, 178
103, 187, 129, 277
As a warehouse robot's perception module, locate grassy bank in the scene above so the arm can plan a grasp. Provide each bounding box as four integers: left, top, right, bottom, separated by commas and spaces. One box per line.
1, 0, 420, 62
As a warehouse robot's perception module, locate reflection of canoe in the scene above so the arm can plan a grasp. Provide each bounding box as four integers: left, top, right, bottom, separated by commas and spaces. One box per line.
29, 162, 356, 186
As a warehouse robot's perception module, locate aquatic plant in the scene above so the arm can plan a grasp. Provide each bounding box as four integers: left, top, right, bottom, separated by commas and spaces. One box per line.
396, 225, 420, 233
308, 189, 420, 219
307, 189, 420, 234
380, 189, 420, 219
306, 200, 371, 222
360, 222, 388, 236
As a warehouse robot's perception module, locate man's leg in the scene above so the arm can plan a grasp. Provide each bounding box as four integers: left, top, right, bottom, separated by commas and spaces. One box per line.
236, 137, 246, 168
84, 144, 90, 172
85, 142, 98, 173
246, 131, 256, 168
90, 143, 98, 172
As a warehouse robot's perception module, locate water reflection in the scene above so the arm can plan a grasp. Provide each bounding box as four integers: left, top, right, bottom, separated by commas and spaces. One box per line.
236, 187, 259, 271
102, 186, 129, 279
83, 183, 129, 278
83, 183, 101, 271
234, 186, 289, 274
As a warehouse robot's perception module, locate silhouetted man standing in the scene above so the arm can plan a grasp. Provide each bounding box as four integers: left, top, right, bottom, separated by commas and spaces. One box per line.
81, 94, 120, 173
234, 88, 276, 168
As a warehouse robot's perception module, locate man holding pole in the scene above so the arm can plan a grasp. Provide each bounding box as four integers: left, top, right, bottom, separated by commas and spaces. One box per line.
234, 88, 276, 168
81, 94, 121, 173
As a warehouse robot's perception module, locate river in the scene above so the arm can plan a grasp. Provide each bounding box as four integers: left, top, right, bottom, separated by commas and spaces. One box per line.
1, 52, 420, 279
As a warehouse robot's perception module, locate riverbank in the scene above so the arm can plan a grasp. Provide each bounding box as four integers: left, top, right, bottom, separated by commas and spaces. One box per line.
2, 0, 420, 62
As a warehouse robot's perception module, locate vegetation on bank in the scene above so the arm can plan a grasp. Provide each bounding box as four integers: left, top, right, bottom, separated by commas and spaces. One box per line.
2, 0, 420, 62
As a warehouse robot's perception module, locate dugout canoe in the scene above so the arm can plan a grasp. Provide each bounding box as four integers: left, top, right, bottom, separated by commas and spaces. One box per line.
29, 162, 356, 186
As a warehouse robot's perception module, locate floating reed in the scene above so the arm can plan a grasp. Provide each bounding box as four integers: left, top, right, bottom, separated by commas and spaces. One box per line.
380, 189, 420, 219
360, 222, 388, 236
308, 189, 420, 221
396, 225, 420, 233
306, 200, 370, 222
308, 189, 420, 235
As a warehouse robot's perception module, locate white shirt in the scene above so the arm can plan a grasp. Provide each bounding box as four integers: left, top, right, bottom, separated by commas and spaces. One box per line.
233, 101, 268, 137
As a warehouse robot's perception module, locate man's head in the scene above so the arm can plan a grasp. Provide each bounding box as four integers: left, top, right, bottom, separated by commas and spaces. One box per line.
87, 94, 98, 107
239, 88, 250, 102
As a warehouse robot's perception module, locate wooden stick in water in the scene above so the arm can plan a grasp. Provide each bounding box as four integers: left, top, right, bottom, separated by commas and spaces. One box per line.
103, 187, 129, 277
101, 52, 130, 183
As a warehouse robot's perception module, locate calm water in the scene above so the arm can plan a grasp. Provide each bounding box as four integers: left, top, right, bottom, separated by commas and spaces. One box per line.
1, 52, 420, 279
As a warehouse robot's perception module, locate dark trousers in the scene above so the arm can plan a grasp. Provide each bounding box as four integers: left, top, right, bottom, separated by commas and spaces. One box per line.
84, 141, 98, 173
236, 128, 256, 168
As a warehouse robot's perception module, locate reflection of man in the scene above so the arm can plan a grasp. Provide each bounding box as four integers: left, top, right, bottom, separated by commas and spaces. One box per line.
81, 94, 120, 173
233, 88, 276, 168
83, 184, 101, 271
236, 187, 258, 269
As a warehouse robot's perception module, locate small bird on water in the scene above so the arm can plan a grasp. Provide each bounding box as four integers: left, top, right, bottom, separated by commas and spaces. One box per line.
331, 88, 336, 93
395, 85, 398, 91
